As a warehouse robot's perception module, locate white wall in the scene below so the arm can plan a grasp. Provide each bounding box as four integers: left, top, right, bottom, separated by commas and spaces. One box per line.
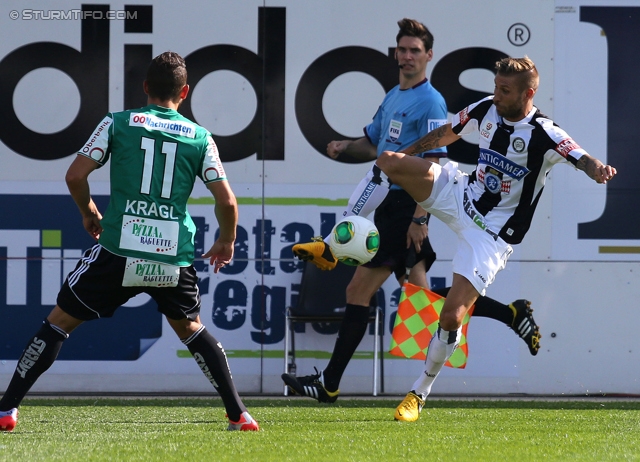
0, 0, 638, 395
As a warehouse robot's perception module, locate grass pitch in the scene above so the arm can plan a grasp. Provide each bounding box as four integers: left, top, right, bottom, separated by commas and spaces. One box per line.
1, 397, 639, 461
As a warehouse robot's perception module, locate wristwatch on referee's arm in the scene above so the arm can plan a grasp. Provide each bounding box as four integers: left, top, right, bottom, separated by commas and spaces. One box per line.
411, 214, 430, 226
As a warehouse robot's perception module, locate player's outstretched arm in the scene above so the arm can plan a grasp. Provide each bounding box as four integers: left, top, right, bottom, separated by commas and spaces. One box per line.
327, 137, 377, 161
203, 180, 238, 273
401, 123, 460, 156
576, 154, 617, 184
65, 154, 103, 240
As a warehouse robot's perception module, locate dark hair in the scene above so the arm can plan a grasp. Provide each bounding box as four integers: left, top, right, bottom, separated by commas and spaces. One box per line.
146, 51, 188, 101
396, 18, 434, 52
495, 56, 539, 92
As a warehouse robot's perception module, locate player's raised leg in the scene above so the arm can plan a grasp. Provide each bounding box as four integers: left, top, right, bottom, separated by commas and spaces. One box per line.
433, 288, 542, 356
376, 151, 436, 204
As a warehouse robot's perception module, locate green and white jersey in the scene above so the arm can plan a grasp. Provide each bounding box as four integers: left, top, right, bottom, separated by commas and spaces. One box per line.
78, 104, 227, 266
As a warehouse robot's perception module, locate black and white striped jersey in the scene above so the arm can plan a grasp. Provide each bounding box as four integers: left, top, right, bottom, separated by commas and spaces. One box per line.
451, 96, 588, 244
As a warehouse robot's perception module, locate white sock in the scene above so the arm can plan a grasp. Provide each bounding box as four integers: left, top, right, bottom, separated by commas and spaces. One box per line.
324, 165, 391, 245
412, 325, 461, 399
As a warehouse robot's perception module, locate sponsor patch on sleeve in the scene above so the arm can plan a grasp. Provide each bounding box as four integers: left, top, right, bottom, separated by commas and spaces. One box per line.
458, 107, 470, 125
202, 136, 227, 182
555, 138, 581, 158
79, 115, 112, 164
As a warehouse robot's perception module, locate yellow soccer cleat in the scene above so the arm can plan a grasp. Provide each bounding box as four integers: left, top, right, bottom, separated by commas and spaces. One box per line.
292, 237, 337, 271
394, 391, 425, 422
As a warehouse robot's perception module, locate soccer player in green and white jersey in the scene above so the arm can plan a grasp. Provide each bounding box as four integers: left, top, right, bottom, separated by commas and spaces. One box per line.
0, 52, 259, 432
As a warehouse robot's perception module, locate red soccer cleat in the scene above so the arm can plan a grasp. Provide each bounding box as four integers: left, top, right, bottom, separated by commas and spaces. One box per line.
227, 411, 260, 431
0, 408, 18, 432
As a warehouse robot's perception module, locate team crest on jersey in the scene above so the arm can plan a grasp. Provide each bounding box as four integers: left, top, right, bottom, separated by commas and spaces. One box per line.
478, 148, 529, 180
478, 169, 511, 194
388, 120, 402, 142
512, 137, 526, 152
484, 170, 501, 194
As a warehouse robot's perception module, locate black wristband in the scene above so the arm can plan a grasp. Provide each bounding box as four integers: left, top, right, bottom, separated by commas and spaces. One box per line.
412, 215, 428, 225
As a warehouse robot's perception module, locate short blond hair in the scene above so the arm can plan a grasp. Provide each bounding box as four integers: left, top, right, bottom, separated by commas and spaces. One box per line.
495, 56, 539, 92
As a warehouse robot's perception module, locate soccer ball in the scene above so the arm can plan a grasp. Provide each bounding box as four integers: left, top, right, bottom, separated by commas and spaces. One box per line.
329, 216, 380, 266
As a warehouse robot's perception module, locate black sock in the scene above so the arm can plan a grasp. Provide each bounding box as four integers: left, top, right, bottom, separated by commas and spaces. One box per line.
0, 319, 68, 411
431, 287, 450, 298
470, 295, 514, 325
183, 326, 246, 422
322, 304, 370, 392
432, 287, 514, 326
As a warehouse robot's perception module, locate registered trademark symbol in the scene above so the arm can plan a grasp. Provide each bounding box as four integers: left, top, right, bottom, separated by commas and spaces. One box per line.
508, 23, 530, 46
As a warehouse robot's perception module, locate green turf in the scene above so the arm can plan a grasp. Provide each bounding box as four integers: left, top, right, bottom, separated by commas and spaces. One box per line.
2, 398, 640, 461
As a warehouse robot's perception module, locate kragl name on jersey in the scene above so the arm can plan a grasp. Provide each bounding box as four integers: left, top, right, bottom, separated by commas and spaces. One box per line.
129, 113, 196, 139
125, 200, 179, 220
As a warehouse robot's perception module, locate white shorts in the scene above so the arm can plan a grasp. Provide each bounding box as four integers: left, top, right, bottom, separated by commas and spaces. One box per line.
418, 161, 513, 295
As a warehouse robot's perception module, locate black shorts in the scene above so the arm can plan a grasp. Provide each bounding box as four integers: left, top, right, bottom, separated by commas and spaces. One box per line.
57, 244, 201, 321
363, 189, 436, 280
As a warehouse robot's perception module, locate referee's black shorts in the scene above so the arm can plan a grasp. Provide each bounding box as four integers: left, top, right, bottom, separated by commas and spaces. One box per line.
56, 244, 201, 321
363, 188, 436, 280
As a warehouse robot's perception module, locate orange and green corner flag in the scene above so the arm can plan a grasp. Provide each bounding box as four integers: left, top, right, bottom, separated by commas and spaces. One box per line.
389, 282, 475, 368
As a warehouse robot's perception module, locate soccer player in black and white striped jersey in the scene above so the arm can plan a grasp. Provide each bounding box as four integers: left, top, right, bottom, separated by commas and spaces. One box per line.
376, 56, 616, 422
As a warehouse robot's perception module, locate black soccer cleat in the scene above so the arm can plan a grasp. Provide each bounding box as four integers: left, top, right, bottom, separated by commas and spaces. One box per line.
509, 299, 541, 356
281, 367, 339, 403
